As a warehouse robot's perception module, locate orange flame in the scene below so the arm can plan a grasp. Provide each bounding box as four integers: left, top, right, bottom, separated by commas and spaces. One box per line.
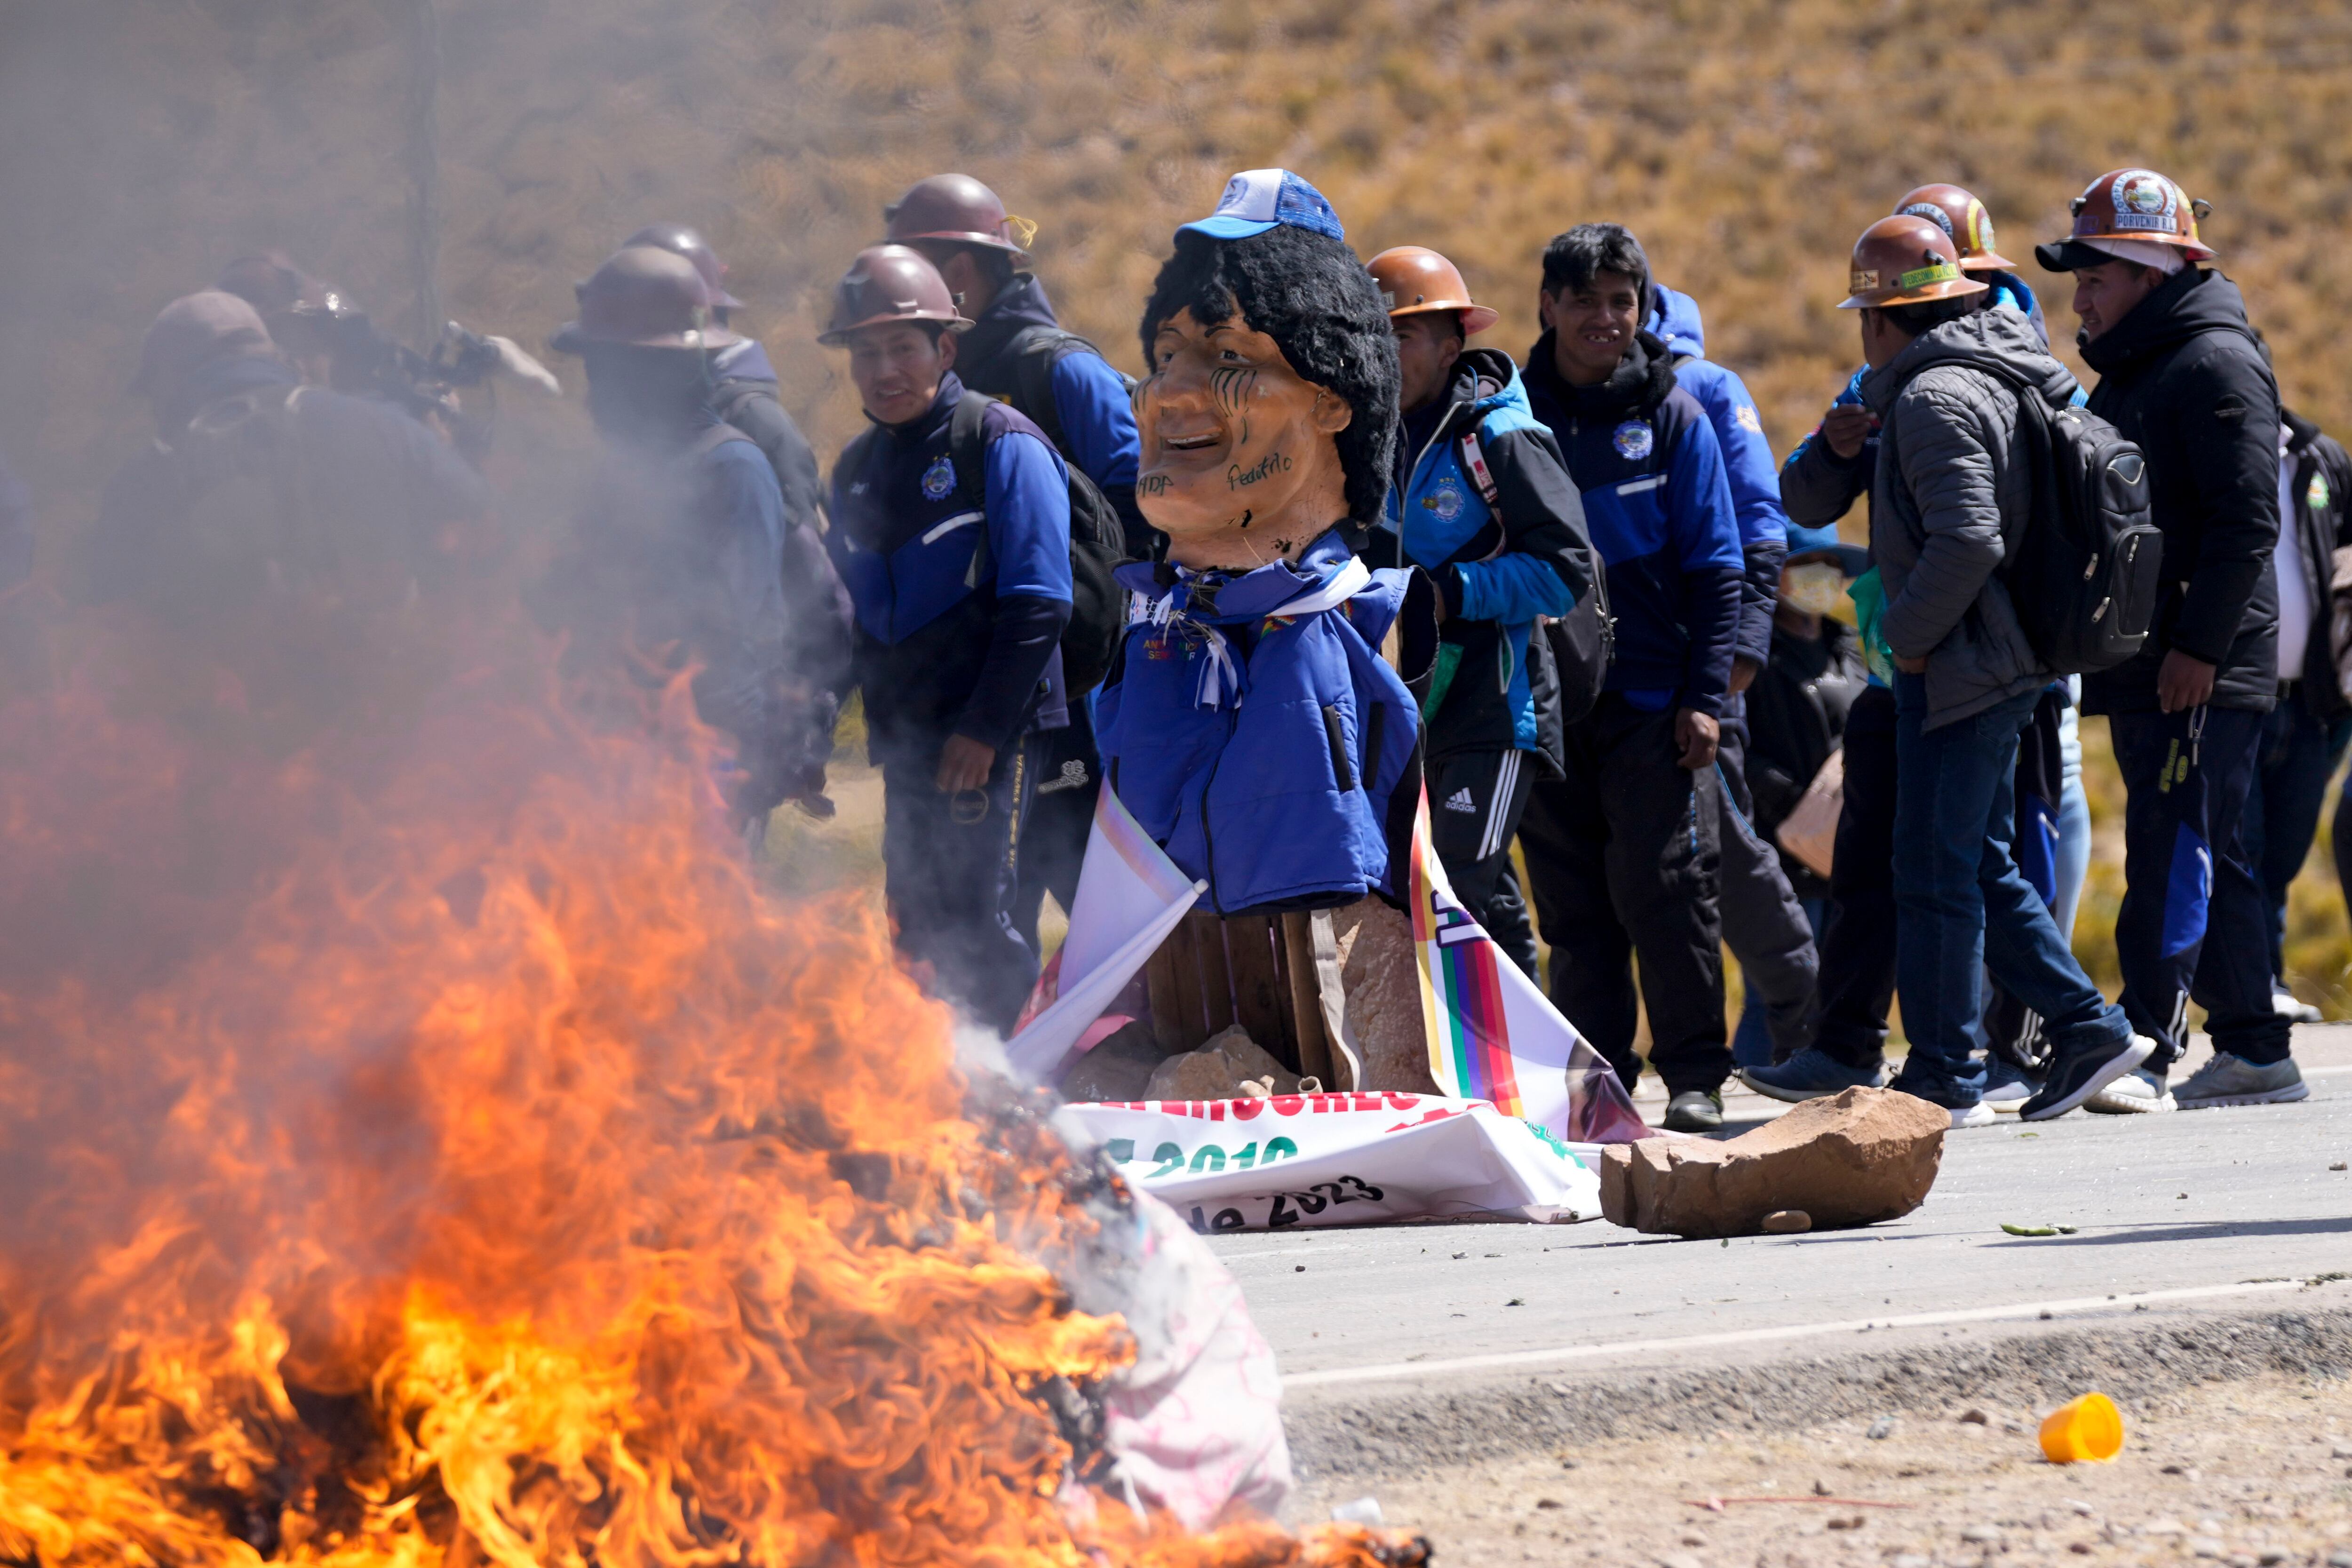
0, 593, 1414, 1568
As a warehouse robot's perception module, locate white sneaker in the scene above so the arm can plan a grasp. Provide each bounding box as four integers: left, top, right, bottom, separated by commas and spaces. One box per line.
1949, 1101, 1998, 1129
2085, 1067, 2176, 1114
2274, 990, 2324, 1025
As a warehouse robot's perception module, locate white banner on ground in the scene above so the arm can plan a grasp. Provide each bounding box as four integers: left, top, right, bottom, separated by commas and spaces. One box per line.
1059, 1092, 1605, 1231
1006, 786, 1206, 1080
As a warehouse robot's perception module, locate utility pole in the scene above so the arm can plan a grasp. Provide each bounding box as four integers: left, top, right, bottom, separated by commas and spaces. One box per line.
405, 0, 442, 348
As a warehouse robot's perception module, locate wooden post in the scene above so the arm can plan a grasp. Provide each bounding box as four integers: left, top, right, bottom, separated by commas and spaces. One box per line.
1223, 914, 1294, 1071
1189, 909, 1237, 1037
405, 0, 443, 348
1280, 911, 1335, 1087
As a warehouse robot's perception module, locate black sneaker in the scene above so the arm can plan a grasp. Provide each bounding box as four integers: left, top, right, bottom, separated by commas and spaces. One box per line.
1663, 1089, 1724, 1132
2019, 1034, 2156, 1122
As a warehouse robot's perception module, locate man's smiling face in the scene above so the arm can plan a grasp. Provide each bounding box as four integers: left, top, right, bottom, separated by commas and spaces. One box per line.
1543, 268, 1644, 387
1135, 303, 1351, 569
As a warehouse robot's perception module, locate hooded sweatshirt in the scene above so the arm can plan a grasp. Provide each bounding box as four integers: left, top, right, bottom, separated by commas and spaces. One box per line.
1861, 307, 2078, 730
1649, 285, 1788, 668
1374, 347, 1591, 766
2076, 267, 2281, 714
1522, 329, 1743, 717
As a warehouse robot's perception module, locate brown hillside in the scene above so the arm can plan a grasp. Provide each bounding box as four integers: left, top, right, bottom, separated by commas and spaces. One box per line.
7, 0, 2352, 519
5, 0, 2350, 1006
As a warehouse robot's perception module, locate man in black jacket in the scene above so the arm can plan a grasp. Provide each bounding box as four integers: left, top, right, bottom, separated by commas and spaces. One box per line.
2243, 355, 2352, 1020
2039, 167, 2294, 1110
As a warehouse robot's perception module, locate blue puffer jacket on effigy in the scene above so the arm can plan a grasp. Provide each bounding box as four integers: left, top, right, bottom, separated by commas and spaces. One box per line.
1095, 530, 1423, 914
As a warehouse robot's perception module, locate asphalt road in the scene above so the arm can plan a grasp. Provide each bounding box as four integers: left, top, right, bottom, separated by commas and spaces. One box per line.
1212, 1027, 2352, 1394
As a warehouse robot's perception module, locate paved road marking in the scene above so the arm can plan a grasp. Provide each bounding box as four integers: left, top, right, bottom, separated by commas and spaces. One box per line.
1282, 1280, 2310, 1388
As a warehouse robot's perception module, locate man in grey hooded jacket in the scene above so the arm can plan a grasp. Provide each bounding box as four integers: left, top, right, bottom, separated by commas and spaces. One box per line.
1840, 216, 2150, 1127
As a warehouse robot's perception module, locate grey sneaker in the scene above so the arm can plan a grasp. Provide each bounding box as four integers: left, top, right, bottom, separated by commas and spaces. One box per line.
1663, 1089, 1724, 1132
2174, 1052, 2308, 1110
2085, 1067, 2176, 1114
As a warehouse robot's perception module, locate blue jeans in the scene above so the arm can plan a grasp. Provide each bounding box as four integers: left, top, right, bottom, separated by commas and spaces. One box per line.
2243, 697, 2352, 985
1891, 677, 2128, 1101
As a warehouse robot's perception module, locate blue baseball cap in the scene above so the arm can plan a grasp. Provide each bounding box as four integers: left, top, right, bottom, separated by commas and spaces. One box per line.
1784, 522, 1868, 576
1177, 168, 1346, 244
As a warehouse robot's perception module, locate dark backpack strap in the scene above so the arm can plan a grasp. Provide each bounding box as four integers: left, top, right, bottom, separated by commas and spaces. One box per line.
1012, 331, 1072, 455
690, 421, 758, 462
949, 392, 995, 588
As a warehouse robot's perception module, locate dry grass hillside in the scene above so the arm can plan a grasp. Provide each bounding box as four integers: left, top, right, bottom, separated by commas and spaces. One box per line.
4, 0, 2350, 1004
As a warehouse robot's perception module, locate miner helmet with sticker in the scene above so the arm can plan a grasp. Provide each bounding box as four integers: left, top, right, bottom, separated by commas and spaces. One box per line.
2035, 167, 2217, 271
1366, 247, 1501, 335
818, 245, 975, 345
882, 174, 1038, 258
1891, 184, 2016, 273
1836, 216, 1990, 310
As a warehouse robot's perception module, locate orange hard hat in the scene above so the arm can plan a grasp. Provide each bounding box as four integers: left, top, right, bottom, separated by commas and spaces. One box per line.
1366, 246, 1500, 335
1836, 216, 1990, 310
2041, 167, 2216, 266
1891, 184, 2015, 272
819, 245, 973, 346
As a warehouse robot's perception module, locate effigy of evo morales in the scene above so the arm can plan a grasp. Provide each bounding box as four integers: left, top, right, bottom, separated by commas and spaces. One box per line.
1093, 169, 1439, 1090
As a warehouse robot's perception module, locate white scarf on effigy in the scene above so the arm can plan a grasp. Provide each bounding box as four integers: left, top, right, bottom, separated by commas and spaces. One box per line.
1129, 556, 1372, 710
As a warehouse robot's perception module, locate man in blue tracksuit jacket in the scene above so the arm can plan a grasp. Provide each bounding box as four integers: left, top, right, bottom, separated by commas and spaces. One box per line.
1514, 224, 1746, 1132
882, 174, 1145, 949
1648, 283, 1821, 1067
1366, 245, 1592, 976
820, 245, 1074, 1033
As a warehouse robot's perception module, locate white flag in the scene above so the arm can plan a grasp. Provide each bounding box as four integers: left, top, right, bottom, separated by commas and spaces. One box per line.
1005, 785, 1205, 1080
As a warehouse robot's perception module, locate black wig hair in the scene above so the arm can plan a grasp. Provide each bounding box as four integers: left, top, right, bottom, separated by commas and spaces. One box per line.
1540, 223, 1653, 319
1138, 225, 1400, 526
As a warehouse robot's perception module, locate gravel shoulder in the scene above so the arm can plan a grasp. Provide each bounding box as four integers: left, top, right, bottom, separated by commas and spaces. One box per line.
1287, 1362, 2352, 1567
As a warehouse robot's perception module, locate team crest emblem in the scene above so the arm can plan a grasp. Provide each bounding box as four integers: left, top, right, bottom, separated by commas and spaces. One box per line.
1422, 480, 1465, 521
2108, 169, 2178, 233
921, 455, 956, 501
1613, 420, 1654, 461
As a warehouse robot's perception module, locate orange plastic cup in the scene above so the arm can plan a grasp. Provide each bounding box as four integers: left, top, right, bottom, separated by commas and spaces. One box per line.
2039, 1392, 2125, 1463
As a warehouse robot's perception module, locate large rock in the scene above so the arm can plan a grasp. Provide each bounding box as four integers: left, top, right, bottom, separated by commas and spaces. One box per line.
1057, 1020, 1172, 1103
1330, 898, 1439, 1094
1142, 1025, 1302, 1101
1598, 1087, 1948, 1238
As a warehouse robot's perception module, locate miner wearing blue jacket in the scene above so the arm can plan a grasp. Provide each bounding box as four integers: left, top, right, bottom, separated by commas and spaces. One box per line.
1647, 282, 1821, 1068
1097, 168, 1424, 917
1366, 245, 1592, 977
541, 247, 841, 841
821, 245, 1075, 1034
882, 174, 1145, 952
1515, 223, 1746, 1133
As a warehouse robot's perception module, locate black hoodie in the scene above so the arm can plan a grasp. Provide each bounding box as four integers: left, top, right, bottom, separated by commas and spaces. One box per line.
2079, 267, 2281, 714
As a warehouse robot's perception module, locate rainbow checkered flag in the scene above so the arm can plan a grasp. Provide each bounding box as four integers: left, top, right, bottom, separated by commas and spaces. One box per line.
1408, 788, 1649, 1143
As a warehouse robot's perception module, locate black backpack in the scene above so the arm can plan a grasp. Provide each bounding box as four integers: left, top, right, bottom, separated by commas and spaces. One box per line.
1452, 425, 1614, 721
974, 325, 1140, 456
1987, 374, 2164, 675
944, 392, 1129, 696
